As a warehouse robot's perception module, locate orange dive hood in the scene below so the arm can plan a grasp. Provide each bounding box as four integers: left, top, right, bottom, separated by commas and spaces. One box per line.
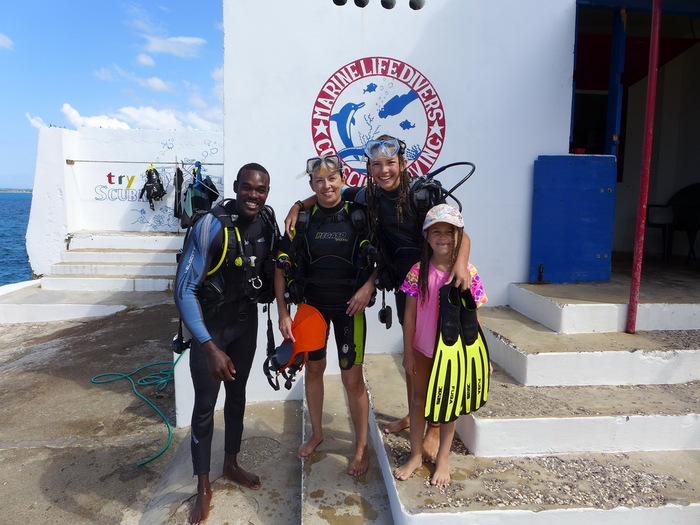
290, 303, 327, 353
263, 304, 328, 390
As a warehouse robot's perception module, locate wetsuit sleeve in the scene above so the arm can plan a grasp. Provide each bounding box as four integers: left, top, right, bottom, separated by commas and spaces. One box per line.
342, 186, 366, 205
173, 214, 223, 344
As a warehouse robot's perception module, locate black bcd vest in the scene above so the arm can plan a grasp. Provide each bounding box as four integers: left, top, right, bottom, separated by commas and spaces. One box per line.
196, 199, 280, 310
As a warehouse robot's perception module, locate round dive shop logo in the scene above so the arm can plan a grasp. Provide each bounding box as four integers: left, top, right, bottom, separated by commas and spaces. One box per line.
311, 56, 446, 187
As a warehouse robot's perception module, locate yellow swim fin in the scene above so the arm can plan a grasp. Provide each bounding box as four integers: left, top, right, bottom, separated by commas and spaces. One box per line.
460, 290, 490, 413
425, 285, 467, 424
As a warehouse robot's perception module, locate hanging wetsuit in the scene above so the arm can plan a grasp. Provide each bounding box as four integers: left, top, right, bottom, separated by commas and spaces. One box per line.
174, 198, 278, 475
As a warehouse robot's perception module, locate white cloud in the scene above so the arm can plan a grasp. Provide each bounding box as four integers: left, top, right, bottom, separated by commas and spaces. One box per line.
115, 104, 222, 131
182, 109, 223, 132
61, 104, 131, 129
93, 64, 173, 93
125, 5, 154, 34
211, 66, 224, 103
0, 34, 13, 50
117, 106, 183, 129
137, 76, 173, 92
211, 66, 224, 83
136, 53, 155, 66
188, 94, 208, 109
144, 35, 205, 58
55, 79, 223, 132
25, 113, 46, 129
125, 4, 205, 58
93, 67, 117, 81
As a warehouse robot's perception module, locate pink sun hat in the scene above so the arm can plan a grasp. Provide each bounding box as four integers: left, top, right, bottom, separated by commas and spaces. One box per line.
422, 203, 464, 231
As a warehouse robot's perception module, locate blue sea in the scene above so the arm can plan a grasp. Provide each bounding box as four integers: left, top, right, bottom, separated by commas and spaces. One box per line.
0, 192, 33, 286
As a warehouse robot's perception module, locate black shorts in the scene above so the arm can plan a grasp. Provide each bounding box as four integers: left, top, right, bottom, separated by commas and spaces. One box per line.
306, 306, 366, 370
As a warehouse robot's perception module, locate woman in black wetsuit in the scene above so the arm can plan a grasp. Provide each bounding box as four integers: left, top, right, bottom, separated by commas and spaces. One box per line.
276, 154, 377, 476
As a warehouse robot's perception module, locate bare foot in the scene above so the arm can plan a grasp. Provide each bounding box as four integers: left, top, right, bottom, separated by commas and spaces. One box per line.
422, 424, 439, 461
298, 435, 323, 458
347, 445, 369, 477
393, 454, 423, 481
189, 477, 212, 525
431, 459, 451, 487
383, 415, 409, 434
223, 454, 261, 490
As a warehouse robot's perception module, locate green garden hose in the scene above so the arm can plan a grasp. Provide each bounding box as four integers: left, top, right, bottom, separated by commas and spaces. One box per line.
91, 350, 187, 466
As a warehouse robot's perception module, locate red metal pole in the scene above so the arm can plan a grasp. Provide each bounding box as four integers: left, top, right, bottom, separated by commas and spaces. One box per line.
626, 0, 663, 334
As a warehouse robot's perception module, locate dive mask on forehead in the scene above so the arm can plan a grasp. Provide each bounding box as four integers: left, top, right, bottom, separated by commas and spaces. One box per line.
364, 138, 405, 160
306, 154, 342, 175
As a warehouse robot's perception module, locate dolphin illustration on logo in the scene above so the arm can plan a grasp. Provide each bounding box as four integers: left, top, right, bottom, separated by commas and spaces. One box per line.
331, 101, 366, 149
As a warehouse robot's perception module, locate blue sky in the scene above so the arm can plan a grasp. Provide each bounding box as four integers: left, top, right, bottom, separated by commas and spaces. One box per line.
0, 2, 223, 189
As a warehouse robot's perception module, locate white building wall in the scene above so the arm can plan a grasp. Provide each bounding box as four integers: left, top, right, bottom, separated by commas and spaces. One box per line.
26, 128, 71, 278
217, 0, 578, 408
26, 127, 223, 277
223, 0, 577, 307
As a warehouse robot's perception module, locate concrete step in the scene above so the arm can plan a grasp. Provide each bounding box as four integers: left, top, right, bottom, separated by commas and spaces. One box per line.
378, 442, 700, 524
509, 281, 700, 333
67, 230, 185, 251
366, 353, 699, 457
41, 275, 173, 292
481, 306, 700, 386
364, 354, 700, 524
50, 261, 177, 277
0, 281, 173, 323
61, 248, 178, 265
299, 372, 392, 524
458, 366, 699, 457
47, 232, 182, 292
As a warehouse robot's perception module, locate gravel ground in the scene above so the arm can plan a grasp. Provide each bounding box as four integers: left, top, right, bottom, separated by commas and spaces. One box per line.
368, 351, 699, 514
383, 431, 699, 512
641, 329, 700, 349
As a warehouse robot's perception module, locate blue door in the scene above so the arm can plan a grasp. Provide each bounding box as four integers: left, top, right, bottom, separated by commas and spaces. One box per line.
529, 155, 617, 283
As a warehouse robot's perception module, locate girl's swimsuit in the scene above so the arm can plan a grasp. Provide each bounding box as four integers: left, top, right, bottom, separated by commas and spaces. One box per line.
400, 261, 487, 358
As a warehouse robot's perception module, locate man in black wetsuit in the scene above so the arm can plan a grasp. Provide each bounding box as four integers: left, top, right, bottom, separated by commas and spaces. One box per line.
274, 154, 377, 477
174, 163, 279, 525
